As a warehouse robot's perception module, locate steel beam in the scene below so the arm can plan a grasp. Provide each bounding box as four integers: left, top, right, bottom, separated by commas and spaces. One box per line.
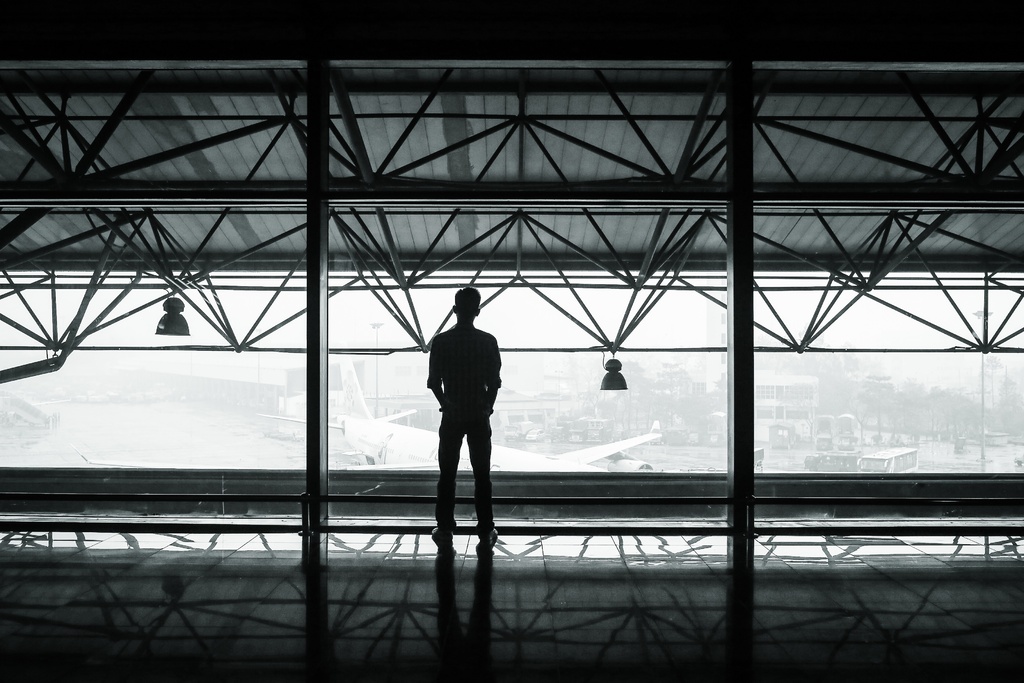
375, 68, 453, 175
897, 71, 974, 179
727, 59, 756, 683
757, 117, 958, 182
595, 69, 671, 176
522, 212, 634, 286
675, 70, 724, 184
522, 218, 611, 346
12, 184, 1023, 207
330, 71, 374, 185
526, 118, 662, 179
385, 118, 516, 178
240, 252, 306, 348
11, 74, 1024, 99
0, 97, 68, 184
524, 121, 569, 181
88, 118, 285, 180
304, 59, 330, 592
475, 120, 520, 182
726, 58, 755, 563
332, 215, 423, 343
75, 70, 154, 176
0, 207, 50, 252
407, 209, 461, 282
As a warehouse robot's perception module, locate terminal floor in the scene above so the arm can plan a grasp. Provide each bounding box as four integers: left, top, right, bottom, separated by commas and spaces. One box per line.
1, 530, 1024, 681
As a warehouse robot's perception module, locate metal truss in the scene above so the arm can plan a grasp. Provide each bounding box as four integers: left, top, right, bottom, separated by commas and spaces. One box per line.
5, 65, 1024, 375
329, 66, 727, 191
4, 68, 1024, 197
754, 69, 1024, 194
753, 208, 1024, 353
0, 66, 728, 197
329, 205, 728, 354
0, 203, 733, 377
0, 68, 308, 193
0, 207, 310, 382
0, 64, 733, 381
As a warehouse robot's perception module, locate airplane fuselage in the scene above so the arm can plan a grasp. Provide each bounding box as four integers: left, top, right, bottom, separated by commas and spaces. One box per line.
337, 416, 607, 472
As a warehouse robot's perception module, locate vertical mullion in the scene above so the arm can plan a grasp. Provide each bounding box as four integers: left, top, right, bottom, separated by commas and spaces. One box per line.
726, 56, 755, 683
726, 58, 755, 561
305, 58, 330, 560
304, 56, 331, 683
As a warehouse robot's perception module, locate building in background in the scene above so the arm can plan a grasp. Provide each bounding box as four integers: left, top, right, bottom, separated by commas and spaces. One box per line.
754, 374, 819, 446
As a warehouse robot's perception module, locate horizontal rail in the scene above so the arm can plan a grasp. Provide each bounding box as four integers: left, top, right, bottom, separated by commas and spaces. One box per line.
7, 189, 1024, 210
0, 520, 303, 534
0, 517, 1020, 538
0, 492, 302, 503
3, 492, 1024, 507
0, 491, 729, 506
758, 497, 1024, 506
757, 524, 1024, 536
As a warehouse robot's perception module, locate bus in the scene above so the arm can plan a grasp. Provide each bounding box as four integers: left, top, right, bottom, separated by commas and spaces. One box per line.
858, 447, 918, 474
804, 452, 861, 472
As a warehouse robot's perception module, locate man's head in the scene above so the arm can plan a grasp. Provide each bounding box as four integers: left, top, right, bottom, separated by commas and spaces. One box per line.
453, 287, 481, 321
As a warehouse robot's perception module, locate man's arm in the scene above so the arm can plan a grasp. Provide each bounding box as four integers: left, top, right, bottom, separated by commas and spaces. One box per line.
431, 386, 447, 411
427, 339, 449, 411
483, 337, 501, 414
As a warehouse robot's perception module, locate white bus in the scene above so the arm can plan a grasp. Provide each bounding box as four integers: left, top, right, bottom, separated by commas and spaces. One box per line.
859, 447, 918, 474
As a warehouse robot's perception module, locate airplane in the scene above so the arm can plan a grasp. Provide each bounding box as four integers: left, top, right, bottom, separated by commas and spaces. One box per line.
263, 359, 662, 473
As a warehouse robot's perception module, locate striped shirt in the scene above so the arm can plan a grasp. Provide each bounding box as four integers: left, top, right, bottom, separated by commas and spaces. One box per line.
427, 324, 501, 419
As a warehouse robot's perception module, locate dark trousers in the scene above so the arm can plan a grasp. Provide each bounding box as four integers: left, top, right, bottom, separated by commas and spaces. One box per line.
435, 414, 493, 535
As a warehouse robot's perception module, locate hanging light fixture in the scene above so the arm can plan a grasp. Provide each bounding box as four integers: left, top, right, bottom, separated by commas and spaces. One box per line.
155, 297, 190, 336
600, 357, 627, 391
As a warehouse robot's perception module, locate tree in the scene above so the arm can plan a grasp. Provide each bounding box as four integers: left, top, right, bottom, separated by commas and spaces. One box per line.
996, 375, 1024, 436
892, 380, 928, 441
653, 361, 688, 427
926, 387, 977, 440
856, 375, 895, 445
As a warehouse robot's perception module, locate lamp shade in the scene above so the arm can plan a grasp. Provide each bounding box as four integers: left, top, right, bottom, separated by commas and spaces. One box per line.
600, 357, 627, 390
155, 297, 190, 336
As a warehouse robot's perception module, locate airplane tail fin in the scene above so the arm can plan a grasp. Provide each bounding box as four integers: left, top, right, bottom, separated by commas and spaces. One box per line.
338, 358, 374, 419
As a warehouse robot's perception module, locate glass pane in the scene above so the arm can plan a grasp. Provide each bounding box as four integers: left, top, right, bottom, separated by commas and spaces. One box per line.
0, 207, 307, 520
326, 200, 730, 526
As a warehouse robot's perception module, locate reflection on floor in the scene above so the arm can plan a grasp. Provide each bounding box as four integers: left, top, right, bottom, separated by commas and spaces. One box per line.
1, 530, 1023, 681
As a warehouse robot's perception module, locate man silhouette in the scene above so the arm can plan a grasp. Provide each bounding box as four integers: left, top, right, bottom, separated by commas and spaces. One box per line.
427, 287, 501, 551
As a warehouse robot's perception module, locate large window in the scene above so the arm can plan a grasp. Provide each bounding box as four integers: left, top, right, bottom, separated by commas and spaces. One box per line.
0, 63, 310, 520
2, 60, 1023, 531
751, 65, 1024, 527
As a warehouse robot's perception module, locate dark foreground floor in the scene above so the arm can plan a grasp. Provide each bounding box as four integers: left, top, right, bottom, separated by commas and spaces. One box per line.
1, 530, 1023, 681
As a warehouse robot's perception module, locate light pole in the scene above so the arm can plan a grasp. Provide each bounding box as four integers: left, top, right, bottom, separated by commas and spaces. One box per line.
981, 351, 987, 462
370, 322, 384, 418
974, 310, 990, 462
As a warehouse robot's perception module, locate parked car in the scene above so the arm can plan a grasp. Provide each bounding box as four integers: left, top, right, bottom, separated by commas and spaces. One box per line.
525, 428, 546, 442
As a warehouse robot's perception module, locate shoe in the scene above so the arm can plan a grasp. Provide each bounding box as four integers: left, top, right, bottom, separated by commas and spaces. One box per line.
477, 528, 498, 551
431, 527, 454, 548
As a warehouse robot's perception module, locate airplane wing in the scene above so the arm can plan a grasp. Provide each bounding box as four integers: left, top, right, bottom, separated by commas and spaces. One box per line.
377, 409, 417, 422
561, 431, 661, 466
257, 413, 346, 429
334, 462, 437, 470
258, 411, 415, 426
